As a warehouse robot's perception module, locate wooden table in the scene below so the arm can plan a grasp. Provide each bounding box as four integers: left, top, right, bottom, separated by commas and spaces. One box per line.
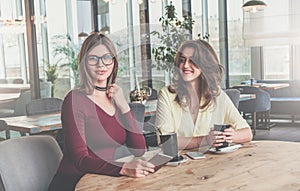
75, 141, 300, 191
252, 83, 290, 91
0, 113, 61, 135
0, 93, 20, 102
239, 93, 256, 101
0, 84, 30, 93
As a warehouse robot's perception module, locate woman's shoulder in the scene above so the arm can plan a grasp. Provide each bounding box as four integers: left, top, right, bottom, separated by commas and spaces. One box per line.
159, 86, 175, 95
158, 86, 176, 106
61, 89, 91, 113
215, 88, 237, 109
159, 86, 169, 93
216, 88, 229, 101
63, 89, 87, 102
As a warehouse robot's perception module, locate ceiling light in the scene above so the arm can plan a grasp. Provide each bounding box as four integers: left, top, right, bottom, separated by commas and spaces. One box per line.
242, 0, 267, 13
78, 32, 88, 40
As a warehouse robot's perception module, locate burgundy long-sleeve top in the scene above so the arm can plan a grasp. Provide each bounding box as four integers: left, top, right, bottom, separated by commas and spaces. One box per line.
56, 90, 146, 177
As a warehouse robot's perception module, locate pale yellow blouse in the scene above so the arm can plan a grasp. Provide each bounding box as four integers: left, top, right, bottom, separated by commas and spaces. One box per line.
155, 87, 250, 137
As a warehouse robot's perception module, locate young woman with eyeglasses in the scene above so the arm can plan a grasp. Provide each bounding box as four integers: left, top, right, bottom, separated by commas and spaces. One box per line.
49, 33, 155, 191
155, 39, 253, 150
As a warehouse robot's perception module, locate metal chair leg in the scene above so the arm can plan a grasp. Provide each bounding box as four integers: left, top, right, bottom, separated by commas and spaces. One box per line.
252, 112, 257, 135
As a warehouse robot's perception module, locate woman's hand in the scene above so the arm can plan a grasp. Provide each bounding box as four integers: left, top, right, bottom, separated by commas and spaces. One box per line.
213, 126, 235, 147
120, 159, 155, 178
222, 127, 235, 144
107, 84, 130, 113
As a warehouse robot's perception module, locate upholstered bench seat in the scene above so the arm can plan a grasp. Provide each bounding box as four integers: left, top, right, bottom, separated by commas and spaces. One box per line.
270, 97, 300, 115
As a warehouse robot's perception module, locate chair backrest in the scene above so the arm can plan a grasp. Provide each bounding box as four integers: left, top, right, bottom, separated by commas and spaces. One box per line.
224, 89, 240, 108
128, 102, 145, 131
26, 98, 63, 116
0, 120, 9, 140
232, 86, 271, 113
0, 79, 8, 84
0, 135, 63, 191
13, 90, 32, 116
12, 78, 24, 84
147, 88, 158, 100
114, 103, 146, 160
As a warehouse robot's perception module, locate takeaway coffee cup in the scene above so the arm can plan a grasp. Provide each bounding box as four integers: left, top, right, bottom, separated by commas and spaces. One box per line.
159, 132, 179, 162
214, 124, 231, 150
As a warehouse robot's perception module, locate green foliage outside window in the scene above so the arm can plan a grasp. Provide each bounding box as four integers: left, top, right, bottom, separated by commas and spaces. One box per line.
53, 34, 79, 87
150, 1, 195, 72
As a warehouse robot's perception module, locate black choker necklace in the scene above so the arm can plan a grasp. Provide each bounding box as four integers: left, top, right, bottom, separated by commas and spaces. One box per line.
94, 86, 107, 91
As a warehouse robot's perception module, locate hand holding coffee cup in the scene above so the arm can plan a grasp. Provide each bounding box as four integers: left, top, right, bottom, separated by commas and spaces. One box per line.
213, 124, 233, 150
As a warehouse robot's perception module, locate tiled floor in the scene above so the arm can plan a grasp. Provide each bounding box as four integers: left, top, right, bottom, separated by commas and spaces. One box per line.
253, 119, 300, 142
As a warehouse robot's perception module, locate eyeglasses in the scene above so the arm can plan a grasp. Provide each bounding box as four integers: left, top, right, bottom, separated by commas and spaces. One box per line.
87, 54, 114, 66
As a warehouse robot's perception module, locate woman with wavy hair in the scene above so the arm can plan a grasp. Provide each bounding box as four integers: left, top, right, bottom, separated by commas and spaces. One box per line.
155, 39, 252, 150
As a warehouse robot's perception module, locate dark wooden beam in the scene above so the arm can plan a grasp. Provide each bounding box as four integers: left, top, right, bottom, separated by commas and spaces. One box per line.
24, 0, 40, 99
139, 0, 152, 88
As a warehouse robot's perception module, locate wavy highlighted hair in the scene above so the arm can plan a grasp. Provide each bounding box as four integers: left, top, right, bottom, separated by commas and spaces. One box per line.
168, 39, 224, 110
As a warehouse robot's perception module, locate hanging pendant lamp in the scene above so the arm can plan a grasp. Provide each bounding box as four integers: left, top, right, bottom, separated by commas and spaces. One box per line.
78, 32, 88, 40
242, 0, 267, 13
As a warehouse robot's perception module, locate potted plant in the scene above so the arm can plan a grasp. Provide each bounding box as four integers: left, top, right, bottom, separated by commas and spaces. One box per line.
151, 1, 195, 74
53, 34, 79, 87
44, 59, 58, 97
151, 2, 209, 83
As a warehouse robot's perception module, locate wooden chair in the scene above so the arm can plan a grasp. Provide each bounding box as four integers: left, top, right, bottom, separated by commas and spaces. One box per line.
233, 86, 271, 135
0, 90, 31, 117
12, 78, 24, 84
128, 102, 146, 131
26, 97, 64, 147
0, 135, 62, 191
26, 97, 63, 116
13, 90, 32, 116
0, 79, 8, 84
0, 120, 9, 140
114, 103, 146, 159
224, 88, 240, 108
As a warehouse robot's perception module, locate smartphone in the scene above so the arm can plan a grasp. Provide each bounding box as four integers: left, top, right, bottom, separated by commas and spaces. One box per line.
186, 151, 206, 160
148, 153, 173, 171
220, 124, 230, 132
214, 124, 230, 132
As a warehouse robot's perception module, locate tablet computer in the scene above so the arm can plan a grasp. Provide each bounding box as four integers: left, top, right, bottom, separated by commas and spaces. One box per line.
148, 153, 173, 171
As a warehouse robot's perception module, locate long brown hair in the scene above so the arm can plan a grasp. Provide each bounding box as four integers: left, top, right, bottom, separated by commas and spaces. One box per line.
168, 39, 224, 110
77, 33, 119, 94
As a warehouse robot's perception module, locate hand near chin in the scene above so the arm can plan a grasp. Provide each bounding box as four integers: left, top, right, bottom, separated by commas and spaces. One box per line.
107, 84, 130, 113
120, 159, 155, 178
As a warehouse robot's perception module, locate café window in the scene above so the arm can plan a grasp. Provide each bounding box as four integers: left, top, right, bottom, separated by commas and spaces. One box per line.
263, 46, 290, 80
0, 0, 27, 82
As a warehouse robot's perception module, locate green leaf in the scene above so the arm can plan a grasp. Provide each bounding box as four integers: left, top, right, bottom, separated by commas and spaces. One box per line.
150, 2, 198, 72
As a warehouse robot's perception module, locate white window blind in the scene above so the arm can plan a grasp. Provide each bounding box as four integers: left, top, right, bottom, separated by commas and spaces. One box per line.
243, 0, 300, 47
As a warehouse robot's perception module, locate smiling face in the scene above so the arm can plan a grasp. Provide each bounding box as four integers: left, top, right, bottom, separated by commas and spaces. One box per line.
179, 47, 202, 84
87, 44, 115, 86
